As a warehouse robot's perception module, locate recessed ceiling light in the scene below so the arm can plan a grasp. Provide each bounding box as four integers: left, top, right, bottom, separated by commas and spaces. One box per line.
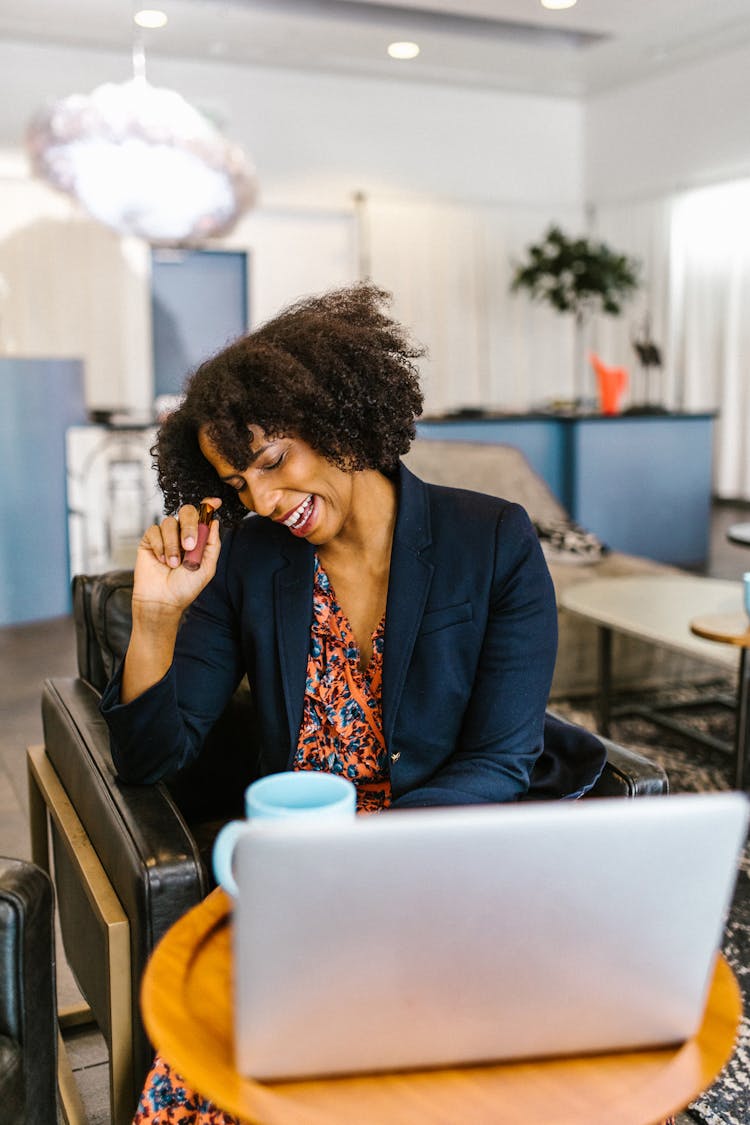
387, 41, 420, 60
134, 9, 168, 30
541, 0, 577, 9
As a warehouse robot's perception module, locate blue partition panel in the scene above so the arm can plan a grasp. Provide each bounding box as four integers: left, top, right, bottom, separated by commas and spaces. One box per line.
416, 413, 715, 565
569, 416, 714, 566
0, 358, 86, 625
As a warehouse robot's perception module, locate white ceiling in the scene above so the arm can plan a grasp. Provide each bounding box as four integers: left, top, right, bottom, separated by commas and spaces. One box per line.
2, 0, 750, 97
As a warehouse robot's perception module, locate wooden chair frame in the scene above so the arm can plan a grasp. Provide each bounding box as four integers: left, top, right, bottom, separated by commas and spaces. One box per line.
27, 744, 134, 1125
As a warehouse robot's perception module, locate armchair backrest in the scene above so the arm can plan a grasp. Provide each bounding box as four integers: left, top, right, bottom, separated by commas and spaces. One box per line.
73, 570, 135, 692
70, 569, 260, 820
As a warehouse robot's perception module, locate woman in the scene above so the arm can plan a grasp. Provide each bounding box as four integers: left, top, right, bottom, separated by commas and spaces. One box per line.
101, 282, 606, 1122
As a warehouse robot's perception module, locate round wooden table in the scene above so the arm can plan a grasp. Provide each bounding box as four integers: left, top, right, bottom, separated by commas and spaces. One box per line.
690, 612, 750, 790
141, 889, 742, 1125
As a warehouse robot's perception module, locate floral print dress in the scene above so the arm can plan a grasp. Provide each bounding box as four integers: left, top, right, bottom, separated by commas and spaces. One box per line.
134, 556, 389, 1123
293, 555, 391, 811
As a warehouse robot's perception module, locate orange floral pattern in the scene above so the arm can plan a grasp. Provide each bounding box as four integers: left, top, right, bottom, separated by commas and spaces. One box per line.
293, 555, 391, 812
133, 1054, 241, 1123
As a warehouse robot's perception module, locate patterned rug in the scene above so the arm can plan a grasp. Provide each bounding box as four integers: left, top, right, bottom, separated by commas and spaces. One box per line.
555, 679, 750, 1125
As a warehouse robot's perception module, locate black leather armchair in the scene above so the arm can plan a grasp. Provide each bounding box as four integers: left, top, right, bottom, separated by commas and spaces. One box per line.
0, 857, 58, 1125
32, 569, 667, 1122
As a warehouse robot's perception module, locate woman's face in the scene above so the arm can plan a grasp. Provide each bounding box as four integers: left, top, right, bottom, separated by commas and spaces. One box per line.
198, 425, 356, 545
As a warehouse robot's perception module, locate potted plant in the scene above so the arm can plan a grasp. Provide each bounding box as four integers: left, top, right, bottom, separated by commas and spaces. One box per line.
510, 225, 640, 406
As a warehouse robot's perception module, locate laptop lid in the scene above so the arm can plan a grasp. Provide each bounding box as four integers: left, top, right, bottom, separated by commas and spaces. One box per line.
232, 792, 748, 1081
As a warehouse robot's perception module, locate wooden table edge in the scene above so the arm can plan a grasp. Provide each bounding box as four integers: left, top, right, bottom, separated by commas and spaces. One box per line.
690, 614, 750, 647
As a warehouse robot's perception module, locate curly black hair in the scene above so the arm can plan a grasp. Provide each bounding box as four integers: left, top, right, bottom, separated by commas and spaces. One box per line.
154, 283, 425, 524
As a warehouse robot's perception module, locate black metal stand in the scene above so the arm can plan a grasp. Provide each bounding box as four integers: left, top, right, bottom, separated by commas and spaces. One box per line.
595, 626, 749, 791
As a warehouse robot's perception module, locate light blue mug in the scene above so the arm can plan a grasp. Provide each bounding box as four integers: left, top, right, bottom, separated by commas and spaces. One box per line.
212, 771, 357, 896
744, 572, 750, 619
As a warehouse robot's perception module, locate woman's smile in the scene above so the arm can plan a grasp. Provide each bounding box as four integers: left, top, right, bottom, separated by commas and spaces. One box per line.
280, 494, 318, 536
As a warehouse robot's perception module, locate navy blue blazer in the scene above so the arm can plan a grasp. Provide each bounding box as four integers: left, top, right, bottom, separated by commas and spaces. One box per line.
102, 463, 605, 804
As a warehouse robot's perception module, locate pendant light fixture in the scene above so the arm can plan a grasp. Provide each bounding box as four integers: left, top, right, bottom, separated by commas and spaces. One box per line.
25, 7, 258, 245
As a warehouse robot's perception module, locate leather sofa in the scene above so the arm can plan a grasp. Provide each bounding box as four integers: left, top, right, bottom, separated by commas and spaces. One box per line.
0, 857, 58, 1125
36, 569, 667, 1119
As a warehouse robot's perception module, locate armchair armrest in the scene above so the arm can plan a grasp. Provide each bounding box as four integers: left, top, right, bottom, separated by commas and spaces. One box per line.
585, 735, 669, 798
41, 679, 208, 935
40, 677, 209, 1091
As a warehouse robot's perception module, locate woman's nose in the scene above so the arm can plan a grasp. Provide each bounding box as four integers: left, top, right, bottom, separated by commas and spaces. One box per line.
245, 479, 280, 518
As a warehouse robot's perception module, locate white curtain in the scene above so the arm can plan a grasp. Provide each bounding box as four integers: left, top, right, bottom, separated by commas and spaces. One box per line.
362, 197, 582, 416
597, 182, 750, 500
669, 181, 750, 498
590, 198, 674, 409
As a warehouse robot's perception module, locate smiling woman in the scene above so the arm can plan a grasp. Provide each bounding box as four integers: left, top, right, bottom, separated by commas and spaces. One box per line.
103, 278, 604, 798
155, 283, 424, 524
100, 281, 607, 1124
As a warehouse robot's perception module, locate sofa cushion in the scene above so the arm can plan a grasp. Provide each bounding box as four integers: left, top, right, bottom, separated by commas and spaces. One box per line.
404, 440, 568, 524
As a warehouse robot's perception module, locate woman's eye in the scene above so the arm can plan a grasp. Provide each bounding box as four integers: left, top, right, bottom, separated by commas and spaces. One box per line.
263, 452, 286, 472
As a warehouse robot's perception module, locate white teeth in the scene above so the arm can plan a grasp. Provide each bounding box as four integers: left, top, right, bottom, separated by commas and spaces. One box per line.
283, 495, 313, 528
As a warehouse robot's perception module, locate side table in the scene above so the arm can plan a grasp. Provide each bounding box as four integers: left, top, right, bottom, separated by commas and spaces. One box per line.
690, 613, 750, 789
141, 889, 743, 1125
726, 523, 750, 547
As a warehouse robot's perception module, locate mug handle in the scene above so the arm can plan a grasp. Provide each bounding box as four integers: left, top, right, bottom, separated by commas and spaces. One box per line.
212, 819, 248, 897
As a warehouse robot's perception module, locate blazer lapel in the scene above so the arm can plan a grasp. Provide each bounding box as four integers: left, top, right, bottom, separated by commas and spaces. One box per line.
382, 464, 434, 748
274, 541, 315, 758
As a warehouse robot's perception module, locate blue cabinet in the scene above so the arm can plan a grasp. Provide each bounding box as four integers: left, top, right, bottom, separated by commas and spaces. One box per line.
0, 358, 86, 625
417, 413, 715, 566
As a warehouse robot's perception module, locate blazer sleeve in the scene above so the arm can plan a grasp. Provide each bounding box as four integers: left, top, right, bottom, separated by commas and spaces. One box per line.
100, 532, 246, 783
391, 504, 557, 808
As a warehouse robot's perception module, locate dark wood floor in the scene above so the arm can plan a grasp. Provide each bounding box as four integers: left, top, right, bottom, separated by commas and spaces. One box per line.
2, 498, 748, 1123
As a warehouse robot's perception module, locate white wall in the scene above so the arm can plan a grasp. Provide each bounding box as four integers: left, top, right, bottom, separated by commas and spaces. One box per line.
585, 41, 750, 204
0, 37, 584, 411
0, 38, 584, 210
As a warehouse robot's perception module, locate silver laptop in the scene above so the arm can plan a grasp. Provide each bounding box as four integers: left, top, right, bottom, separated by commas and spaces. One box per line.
231, 792, 748, 1081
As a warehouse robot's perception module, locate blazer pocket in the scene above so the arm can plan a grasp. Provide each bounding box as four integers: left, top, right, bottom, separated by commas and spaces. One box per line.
419, 602, 473, 636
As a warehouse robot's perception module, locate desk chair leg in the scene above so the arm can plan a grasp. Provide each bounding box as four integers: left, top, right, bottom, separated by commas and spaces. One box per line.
27, 745, 136, 1125
735, 649, 750, 790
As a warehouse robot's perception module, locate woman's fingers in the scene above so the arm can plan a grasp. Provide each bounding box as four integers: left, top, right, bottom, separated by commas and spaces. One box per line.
178, 504, 200, 554
201, 513, 222, 567
159, 515, 182, 568
141, 498, 223, 570
141, 523, 168, 565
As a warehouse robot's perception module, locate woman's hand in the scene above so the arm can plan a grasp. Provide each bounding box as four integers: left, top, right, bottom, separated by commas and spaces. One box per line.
121, 498, 223, 704
132, 498, 223, 618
